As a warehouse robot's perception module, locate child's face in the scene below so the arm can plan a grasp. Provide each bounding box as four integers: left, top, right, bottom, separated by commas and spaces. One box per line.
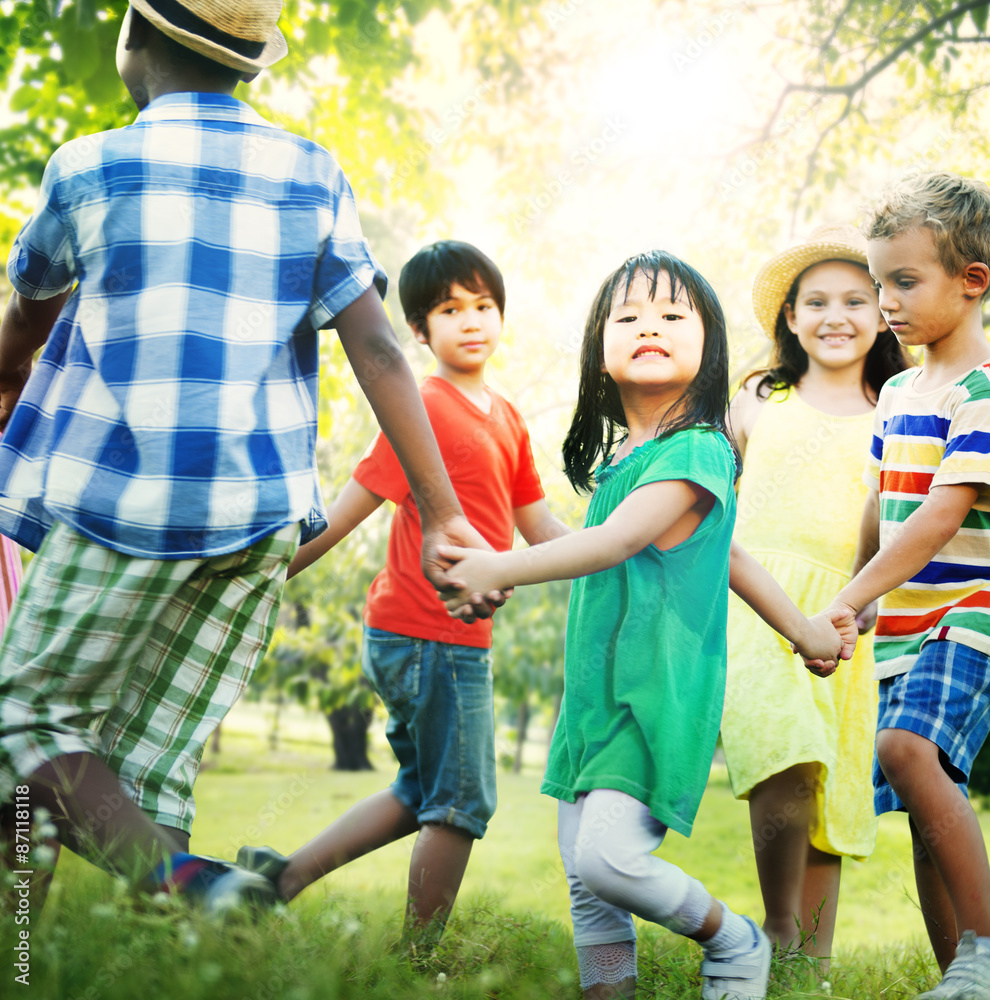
868, 227, 979, 351
601, 270, 704, 399
783, 260, 886, 374
415, 281, 502, 377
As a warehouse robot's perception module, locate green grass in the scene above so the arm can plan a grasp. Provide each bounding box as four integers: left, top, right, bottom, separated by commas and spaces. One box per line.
5, 699, 986, 998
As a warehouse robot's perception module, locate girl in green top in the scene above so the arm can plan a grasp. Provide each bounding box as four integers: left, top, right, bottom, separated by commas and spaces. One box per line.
440, 251, 852, 1000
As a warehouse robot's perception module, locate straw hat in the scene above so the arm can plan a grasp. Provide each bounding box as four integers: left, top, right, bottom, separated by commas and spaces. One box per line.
752, 224, 870, 337
130, 0, 287, 73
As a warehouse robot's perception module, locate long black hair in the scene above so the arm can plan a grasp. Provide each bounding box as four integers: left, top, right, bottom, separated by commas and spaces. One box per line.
563, 250, 733, 494
751, 261, 912, 401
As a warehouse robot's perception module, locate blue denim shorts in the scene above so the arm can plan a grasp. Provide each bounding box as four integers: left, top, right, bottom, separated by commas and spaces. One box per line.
874, 640, 990, 815
361, 626, 496, 839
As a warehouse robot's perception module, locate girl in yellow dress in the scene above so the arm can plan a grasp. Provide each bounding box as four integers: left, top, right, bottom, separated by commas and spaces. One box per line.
721, 225, 912, 964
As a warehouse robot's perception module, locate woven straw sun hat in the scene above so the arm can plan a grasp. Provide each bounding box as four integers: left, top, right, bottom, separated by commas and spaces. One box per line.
752, 224, 871, 337
129, 0, 288, 73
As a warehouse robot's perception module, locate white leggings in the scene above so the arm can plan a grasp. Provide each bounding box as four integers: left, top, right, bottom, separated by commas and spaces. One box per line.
558, 789, 712, 946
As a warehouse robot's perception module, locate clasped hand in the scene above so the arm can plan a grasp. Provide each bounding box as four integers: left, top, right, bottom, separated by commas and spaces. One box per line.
796, 604, 859, 677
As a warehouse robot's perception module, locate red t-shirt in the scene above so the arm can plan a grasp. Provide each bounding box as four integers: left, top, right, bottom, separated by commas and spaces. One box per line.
353, 376, 545, 648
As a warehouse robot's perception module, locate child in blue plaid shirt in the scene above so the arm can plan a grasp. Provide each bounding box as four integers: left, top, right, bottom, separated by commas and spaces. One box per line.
0, 0, 494, 912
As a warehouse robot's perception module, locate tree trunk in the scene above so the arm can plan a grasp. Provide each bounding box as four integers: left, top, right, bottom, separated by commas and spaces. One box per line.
327, 704, 374, 770
513, 700, 529, 773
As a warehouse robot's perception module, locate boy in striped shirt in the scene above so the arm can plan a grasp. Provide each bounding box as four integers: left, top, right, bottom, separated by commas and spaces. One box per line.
823, 172, 990, 999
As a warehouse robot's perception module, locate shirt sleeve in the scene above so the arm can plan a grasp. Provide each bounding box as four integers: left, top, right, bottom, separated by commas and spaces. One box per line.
932, 386, 990, 501
307, 166, 387, 331
510, 410, 546, 509
863, 394, 885, 491
6, 148, 76, 300
633, 428, 736, 510
352, 430, 410, 506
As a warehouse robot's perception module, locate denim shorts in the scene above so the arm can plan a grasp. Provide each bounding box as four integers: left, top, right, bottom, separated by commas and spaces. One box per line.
874, 640, 990, 815
361, 626, 496, 839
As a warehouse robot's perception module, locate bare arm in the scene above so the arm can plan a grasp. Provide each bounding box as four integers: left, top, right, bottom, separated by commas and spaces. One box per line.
729, 540, 852, 669
332, 288, 493, 600
725, 377, 763, 460
287, 477, 384, 580
850, 488, 881, 631
439, 478, 709, 606
828, 483, 978, 618
513, 499, 572, 547
0, 289, 71, 427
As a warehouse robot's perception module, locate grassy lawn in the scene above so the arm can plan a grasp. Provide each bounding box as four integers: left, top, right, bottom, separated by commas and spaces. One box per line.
7, 699, 986, 998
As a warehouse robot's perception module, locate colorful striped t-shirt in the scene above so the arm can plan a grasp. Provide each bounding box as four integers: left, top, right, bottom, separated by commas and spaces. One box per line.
865, 363, 990, 679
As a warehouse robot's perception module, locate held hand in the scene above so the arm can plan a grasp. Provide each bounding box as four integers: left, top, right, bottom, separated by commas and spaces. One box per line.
421, 516, 508, 621
790, 612, 841, 678
856, 600, 878, 634
435, 544, 509, 615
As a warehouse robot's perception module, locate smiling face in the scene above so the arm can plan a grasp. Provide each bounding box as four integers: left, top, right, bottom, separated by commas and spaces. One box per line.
415, 280, 502, 377
601, 270, 705, 402
783, 260, 886, 375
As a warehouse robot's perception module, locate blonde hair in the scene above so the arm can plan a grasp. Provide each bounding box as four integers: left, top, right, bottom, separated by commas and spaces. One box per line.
863, 171, 990, 278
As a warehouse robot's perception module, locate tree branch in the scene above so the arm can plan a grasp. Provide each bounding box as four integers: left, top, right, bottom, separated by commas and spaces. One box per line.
786, 0, 989, 98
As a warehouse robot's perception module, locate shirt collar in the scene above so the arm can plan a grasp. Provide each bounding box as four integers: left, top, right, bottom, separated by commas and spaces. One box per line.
135, 92, 275, 130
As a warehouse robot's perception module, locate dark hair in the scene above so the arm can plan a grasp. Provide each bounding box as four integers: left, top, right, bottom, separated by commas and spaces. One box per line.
398, 241, 506, 336
563, 250, 734, 494
750, 260, 912, 402
131, 9, 245, 88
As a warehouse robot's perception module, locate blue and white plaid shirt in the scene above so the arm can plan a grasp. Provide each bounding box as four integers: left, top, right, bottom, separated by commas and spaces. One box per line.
3, 93, 384, 558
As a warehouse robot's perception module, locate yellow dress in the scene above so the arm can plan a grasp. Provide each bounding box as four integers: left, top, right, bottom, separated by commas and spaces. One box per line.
721, 387, 878, 859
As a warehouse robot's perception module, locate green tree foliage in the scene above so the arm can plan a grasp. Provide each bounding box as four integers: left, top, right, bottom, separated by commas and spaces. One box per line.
491, 579, 567, 771
750, 0, 990, 222
0, 0, 550, 211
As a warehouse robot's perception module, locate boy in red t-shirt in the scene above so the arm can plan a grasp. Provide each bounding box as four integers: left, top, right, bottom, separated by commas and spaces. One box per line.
239, 241, 568, 938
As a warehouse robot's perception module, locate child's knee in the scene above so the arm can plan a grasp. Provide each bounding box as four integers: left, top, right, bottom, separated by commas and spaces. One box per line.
876, 728, 933, 788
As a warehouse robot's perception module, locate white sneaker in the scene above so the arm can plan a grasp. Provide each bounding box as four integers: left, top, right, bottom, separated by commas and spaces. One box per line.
916, 931, 990, 1000
700, 918, 771, 1000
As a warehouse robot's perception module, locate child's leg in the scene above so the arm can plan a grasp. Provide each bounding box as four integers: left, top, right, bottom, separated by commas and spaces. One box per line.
802, 845, 841, 963
406, 821, 474, 933
909, 815, 959, 972
558, 797, 637, 1000
276, 789, 420, 900
748, 763, 817, 949
748, 763, 841, 959
877, 728, 990, 953
564, 790, 770, 1000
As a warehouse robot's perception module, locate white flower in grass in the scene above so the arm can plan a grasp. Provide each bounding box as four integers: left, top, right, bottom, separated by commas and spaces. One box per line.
38, 822, 58, 840
822, 980, 832, 994
32, 844, 57, 867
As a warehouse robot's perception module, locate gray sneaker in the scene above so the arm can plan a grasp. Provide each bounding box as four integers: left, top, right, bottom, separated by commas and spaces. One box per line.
917, 932, 990, 1000
700, 918, 772, 1000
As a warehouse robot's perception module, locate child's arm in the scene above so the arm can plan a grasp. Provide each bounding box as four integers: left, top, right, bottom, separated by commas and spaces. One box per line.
287, 478, 385, 580
513, 499, 572, 546
0, 289, 71, 427
332, 288, 496, 605
849, 488, 880, 632
440, 478, 706, 602
729, 541, 853, 671
825, 483, 978, 626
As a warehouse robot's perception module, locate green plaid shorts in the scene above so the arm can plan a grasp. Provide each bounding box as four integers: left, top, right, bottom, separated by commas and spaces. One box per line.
0, 520, 298, 833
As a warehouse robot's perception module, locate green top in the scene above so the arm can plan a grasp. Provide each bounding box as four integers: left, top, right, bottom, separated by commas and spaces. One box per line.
541, 427, 737, 837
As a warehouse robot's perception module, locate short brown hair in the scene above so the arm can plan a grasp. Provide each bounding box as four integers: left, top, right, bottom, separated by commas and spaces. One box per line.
863, 171, 990, 278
